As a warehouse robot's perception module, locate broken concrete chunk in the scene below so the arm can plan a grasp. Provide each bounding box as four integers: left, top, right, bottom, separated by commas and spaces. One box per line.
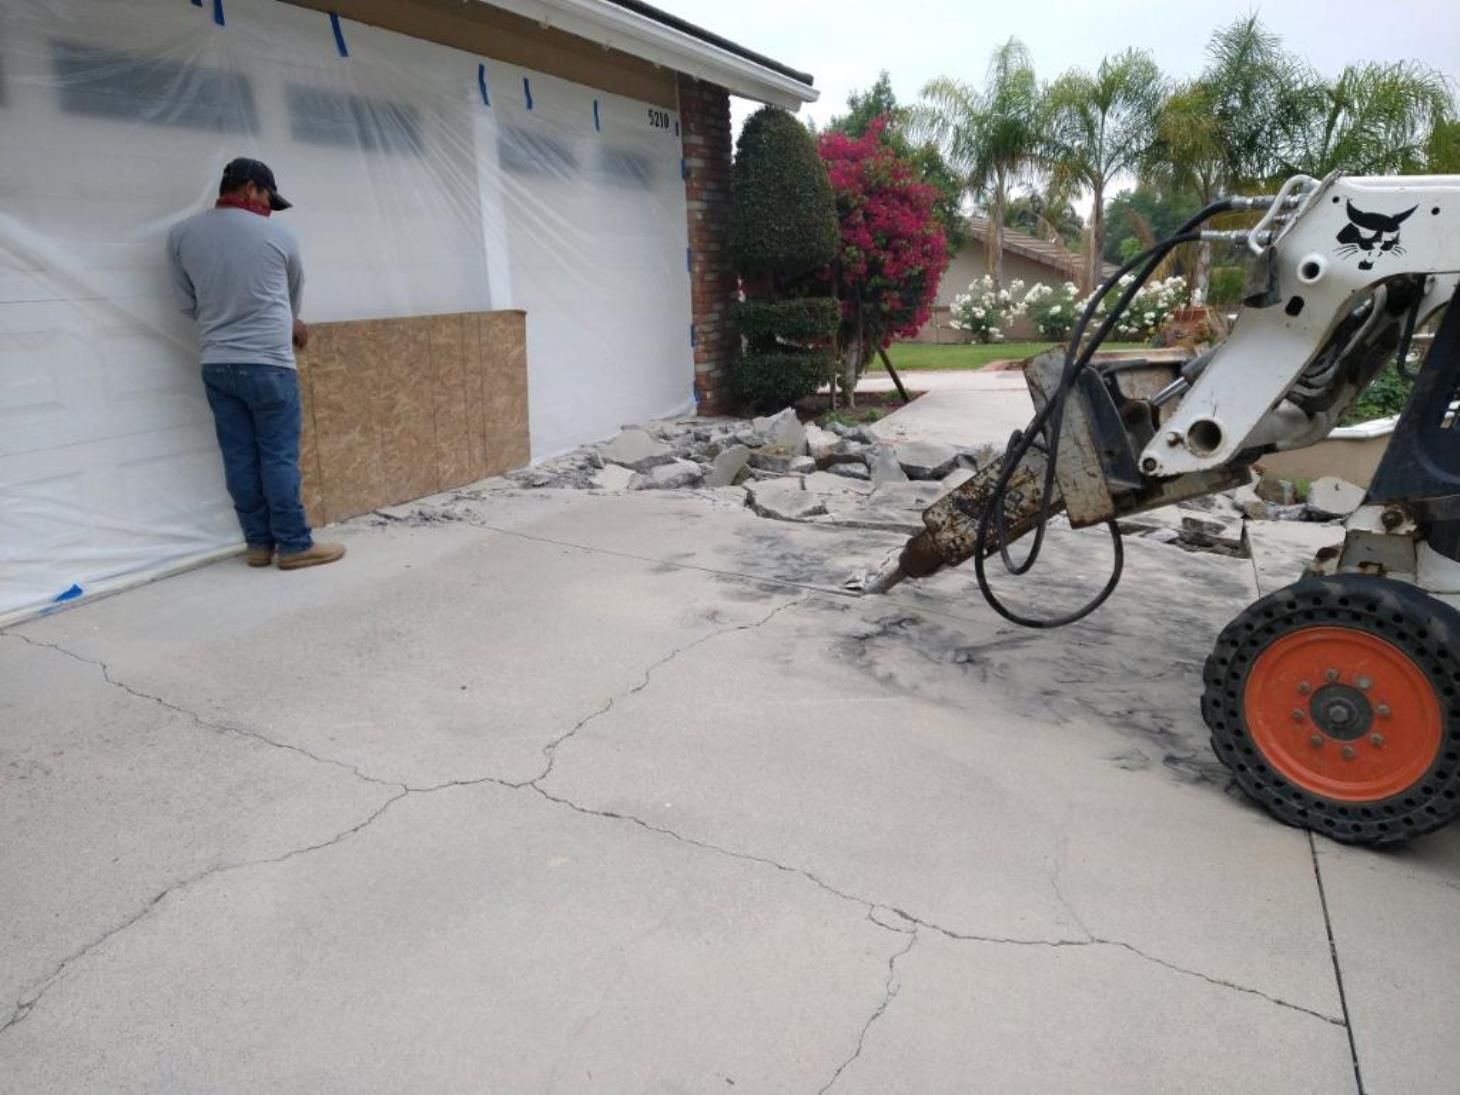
746, 479, 828, 521
959, 445, 1000, 472
1307, 476, 1366, 519
896, 440, 960, 480
789, 455, 816, 474
1268, 503, 1311, 522
592, 464, 638, 491
747, 446, 805, 473
804, 423, 840, 462
1255, 477, 1296, 506
751, 408, 807, 453
827, 462, 872, 481
629, 459, 703, 490
816, 438, 870, 469
1117, 504, 1185, 537
803, 471, 874, 496
941, 467, 975, 491
1181, 510, 1246, 553
871, 448, 909, 486
1227, 484, 1271, 521
705, 444, 751, 488
601, 428, 675, 472
734, 429, 768, 449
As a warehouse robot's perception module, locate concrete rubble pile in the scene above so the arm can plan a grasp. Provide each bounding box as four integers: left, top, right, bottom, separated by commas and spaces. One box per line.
505, 407, 1369, 553
1117, 473, 1366, 558
504, 407, 998, 535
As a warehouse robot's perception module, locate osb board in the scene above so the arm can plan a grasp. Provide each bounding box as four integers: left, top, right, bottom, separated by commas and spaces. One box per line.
297, 310, 527, 526
281, 0, 677, 108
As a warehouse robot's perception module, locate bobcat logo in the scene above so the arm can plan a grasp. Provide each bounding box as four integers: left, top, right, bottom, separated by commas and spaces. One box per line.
1335, 200, 1416, 270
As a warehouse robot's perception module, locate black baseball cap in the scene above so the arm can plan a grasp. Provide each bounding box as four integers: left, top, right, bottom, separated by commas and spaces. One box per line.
221, 157, 292, 211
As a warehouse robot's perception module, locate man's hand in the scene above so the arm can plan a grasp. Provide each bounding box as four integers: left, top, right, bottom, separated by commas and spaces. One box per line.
292, 318, 310, 351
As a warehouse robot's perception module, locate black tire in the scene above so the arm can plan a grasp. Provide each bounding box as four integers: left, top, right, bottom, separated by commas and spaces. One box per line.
1203, 573, 1460, 845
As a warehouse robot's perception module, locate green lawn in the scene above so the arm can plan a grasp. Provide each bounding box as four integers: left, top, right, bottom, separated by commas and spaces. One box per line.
880, 341, 1148, 372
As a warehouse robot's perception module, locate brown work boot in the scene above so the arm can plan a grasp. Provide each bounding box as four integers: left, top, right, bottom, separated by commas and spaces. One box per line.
245, 545, 274, 567
277, 542, 346, 571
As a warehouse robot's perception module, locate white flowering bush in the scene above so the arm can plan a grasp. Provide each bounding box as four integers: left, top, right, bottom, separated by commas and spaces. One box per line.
1075, 275, 1190, 342
1022, 281, 1081, 341
949, 276, 1027, 344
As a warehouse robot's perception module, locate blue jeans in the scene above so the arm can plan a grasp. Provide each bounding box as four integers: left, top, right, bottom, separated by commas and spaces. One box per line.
202, 364, 313, 555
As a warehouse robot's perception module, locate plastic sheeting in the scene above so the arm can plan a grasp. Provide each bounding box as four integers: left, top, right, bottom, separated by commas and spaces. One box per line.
0, 0, 694, 620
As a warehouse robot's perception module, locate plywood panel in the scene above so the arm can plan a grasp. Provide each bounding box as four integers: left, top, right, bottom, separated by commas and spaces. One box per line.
295, 345, 327, 530
479, 310, 530, 475
309, 320, 385, 523
373, 317, 438, 507
297, 310, 528, 525
428, 314, 474, 489
463, 310, 490, 480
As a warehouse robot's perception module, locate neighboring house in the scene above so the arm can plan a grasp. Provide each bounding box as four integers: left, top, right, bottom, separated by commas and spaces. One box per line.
911, 216, 1116, 343
0, 0, 815, 620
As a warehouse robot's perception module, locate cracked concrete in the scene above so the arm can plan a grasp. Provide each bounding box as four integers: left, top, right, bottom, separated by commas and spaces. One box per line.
819, 930, 1355, 1094
3, 485, 1457, 1091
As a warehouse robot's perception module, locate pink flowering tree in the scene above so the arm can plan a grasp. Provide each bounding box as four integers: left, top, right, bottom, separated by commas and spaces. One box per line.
817, 120, 949, 405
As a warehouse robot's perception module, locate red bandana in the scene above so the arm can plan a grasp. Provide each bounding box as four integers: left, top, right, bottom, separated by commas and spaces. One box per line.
215, 193, 272, 217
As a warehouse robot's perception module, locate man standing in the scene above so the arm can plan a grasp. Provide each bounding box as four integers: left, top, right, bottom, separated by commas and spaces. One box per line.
167, 157, 344, 570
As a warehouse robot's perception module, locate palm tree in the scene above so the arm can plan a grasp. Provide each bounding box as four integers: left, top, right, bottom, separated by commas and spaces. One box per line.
1284, 61, 1455, 176
1144, 17, 1311, 296
1198, 15, 1313, 187
1042, 49, 1164, 290
1431, 119, 1460, 173
914, 39, 1041, 289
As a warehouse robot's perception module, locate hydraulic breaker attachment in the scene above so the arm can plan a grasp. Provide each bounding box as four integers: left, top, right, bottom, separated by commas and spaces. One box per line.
861, 349, 1250, 595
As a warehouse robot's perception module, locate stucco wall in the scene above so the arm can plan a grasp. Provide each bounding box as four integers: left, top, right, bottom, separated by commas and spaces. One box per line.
916, 238, 1079, 344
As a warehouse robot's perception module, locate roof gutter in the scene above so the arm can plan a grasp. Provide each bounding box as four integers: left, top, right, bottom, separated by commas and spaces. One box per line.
478, 0, 819, 110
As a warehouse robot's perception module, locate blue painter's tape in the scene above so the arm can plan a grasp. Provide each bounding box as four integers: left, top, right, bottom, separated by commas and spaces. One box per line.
53, 583, 83, 604
686, 247, 692, 273
212, 0, 224, 26
592, 99, 600, 132
190, 0, 202, 7
522, 77, 533, 110
680, 158, 688, 180
674, 120, 680, 137
690, 323, 697, 347
477, 63, 490, 106
329, 12, 349, 57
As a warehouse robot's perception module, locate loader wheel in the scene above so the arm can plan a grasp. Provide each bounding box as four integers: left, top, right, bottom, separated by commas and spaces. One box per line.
1203, 574, 1460, 845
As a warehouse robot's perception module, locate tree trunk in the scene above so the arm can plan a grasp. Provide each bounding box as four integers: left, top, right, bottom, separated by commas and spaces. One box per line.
1087, 182, 1105, 293
877, 346, 911, 404
841, 296, 865, 409
1194, 242, 1212, 303
990, 178, 1006, 290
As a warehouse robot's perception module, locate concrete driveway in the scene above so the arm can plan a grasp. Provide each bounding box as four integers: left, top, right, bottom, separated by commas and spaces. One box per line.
3, 481, 1457, 1093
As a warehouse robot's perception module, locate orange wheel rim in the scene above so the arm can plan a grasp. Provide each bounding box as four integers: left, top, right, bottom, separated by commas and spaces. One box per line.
1244, 626, 1442, 802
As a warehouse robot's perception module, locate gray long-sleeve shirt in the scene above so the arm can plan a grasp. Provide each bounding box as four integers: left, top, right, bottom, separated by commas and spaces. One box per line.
167, 208, 304, 369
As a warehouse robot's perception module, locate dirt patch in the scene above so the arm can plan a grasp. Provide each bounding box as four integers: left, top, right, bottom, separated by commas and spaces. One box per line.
794, 389, 925, 426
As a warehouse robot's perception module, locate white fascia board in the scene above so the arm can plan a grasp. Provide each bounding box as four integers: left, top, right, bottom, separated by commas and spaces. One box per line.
478, 0, 818, 109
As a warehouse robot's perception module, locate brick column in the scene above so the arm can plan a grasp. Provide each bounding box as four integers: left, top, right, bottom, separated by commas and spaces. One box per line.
677, 75, 737, 416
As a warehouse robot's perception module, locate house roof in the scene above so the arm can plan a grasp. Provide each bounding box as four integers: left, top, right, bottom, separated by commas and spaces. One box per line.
478, 0, 819, 109
966, 215, 1118, 283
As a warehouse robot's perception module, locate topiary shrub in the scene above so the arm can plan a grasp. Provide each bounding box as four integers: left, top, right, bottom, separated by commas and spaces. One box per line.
729, 107, 840, 283
732, 351, 831, 411
733, 298, 841, 347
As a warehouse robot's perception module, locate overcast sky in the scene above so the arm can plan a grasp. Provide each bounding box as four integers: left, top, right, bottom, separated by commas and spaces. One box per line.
669, 0, 1460, 146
